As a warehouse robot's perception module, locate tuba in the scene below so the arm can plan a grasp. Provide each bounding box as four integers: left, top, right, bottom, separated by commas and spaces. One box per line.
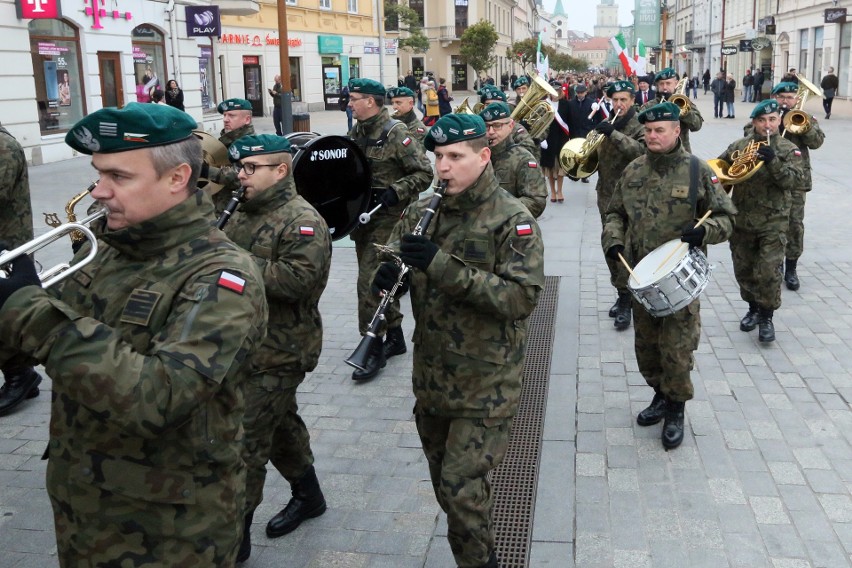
454, 97, 477, 114
667, 76, 692, 116
782, 74, 823, 136
558, 109, 621, 179
510, 72, 558, 139
707, 130, 770, 187
193, 130, 229, 194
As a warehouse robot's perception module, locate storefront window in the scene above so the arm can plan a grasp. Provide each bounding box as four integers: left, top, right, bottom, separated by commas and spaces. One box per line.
131, 25, 167, 103
199, 44, 215, 111
840, 23, 851, 96
29, 18, 86, 135
349, 58, 361, 80
290, 57, 302, 102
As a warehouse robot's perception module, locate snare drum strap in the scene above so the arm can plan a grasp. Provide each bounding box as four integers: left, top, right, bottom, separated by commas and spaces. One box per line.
688, 155, 700, 219
354, 118, 402, 151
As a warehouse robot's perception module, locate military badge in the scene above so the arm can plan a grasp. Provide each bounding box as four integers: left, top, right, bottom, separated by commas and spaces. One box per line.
218, 271, 246, 294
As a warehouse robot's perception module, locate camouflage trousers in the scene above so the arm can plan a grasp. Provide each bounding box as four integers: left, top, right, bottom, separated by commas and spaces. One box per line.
352, 217, 403, 334
597, 204, 629, 293
730, 227, 787, 310
243, 373, 314, 513
632, 298, 700, 402
415, 414, 512, 568
785, 190, 806, 260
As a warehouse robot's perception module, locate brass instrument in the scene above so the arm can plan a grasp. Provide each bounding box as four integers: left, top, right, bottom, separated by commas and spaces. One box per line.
707, 129, 770, 187
193, 130, 229, 194
667, 76, 692, 116
454, 97, 476, 114
43, 181, 97, 243
558, 109, 621, 180
510, 72, 558, 139
782, 74, 823, 136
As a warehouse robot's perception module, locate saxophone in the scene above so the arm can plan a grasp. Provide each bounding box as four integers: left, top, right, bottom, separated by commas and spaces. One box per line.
43, 182, 98, 243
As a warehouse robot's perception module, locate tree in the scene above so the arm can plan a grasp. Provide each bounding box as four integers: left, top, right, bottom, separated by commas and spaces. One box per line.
385, 1, 429, 53
550, 52, 590, 73
507, 38, 556, 72
459, 20, 499, 81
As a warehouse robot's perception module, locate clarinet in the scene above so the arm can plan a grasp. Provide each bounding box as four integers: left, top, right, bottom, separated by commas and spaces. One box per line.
215, 187, 246, 230
344, 181, 447, 370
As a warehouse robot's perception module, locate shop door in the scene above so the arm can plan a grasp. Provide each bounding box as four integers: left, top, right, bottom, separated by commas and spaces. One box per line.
243, 62, 263, 117
98, 52, 124, 108
452, 64, 468, 91
322, 65, 342, 111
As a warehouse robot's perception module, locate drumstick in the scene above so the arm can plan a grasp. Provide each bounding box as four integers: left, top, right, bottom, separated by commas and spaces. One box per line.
654, 209, 713, 273
617, 252, 638, 281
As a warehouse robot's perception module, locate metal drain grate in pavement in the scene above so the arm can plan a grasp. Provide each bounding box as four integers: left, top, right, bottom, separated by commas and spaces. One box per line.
490, 276, 559, 568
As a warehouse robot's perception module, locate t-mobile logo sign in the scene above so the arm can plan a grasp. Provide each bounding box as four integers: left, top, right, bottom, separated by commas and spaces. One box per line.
16, 0, 61, 19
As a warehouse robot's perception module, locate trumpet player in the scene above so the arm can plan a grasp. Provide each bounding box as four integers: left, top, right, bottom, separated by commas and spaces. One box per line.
639, 68, 703, 152
0, 103, 268, 566
386, 86, 428, 144
719, 99, 805, 342
479, 102, 548, 218
374, 113, 544, 568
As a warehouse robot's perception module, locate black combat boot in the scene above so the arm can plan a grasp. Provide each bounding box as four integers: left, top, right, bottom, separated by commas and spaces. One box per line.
266, 465, 327, 538
479, 550, 499, 568
383, 326, 407, 358
351, 337, 386, 381
608, 296, 619, 318
784, 258, 800, 291
614, 292, 632, 331
662, 400, 686, 450
758, 307, 775, 343
236, 511, 253, 563
0, 367, 41, 417
739, 302, 759, 332
636, 390, 667, 426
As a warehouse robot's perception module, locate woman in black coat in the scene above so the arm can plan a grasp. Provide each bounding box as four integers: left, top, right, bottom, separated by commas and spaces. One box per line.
164, 79, 185, 111
437, 78, 453, 116
724, 74, 736, 118
540, 92, 571, 202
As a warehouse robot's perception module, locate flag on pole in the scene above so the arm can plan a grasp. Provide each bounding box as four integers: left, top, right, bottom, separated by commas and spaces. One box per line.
536, 28, 548, 78
634, 38, 647, 76
610, 33, 635, 76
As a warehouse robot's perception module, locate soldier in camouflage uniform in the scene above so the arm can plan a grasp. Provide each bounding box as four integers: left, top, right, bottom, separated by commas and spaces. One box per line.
375, 113, 544, 568
720, 99, 805, 343
387, 86, 428, 144
0, 122, 43, 416
347, 78, 433, 381
222, 135, 332, 562
591, 81, 646, 331
638, 68, 703, 152
603, 102, 736, 449
203, 98, 257, 212
480, 85, 540, 159
479, 102, 548, 218
0, 103, 268, 566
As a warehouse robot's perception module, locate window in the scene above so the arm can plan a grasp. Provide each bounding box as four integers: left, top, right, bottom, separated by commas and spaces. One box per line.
131, 25, 168, 104
286, 0, 296, 4
29, 18, 86, 135
199, 44, 215, 111
289, 56, 303, 102
348, 0, 357, 13
840, 22, 851, 96
455, 0, 467, 38
798, 28, 809, 79
813, 26, 824, 83
349, 58, 361, 80
385, 0, 398, 31
319, 0, 331, 9
409, 0, 424, 26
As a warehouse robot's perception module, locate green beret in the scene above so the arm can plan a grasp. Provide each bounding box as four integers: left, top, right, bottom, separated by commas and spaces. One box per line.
349, 78, 386, 96
65, 102, 196, 155
386, 86, 416, 99
423, 114, 486, 152
750, 99, 780, 118
217, 98, 253, 113
480, 87, 507, 103
606, 80, 635, 97
228, 134, 293, 162
637, 101, 680, 124
654, 68, 678, 82
513, 76, 530, 89
771, 82, 799, 95
479, 102, 511, 122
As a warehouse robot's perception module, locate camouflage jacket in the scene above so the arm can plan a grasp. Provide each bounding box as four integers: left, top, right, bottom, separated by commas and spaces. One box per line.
743, 116, 824, 190
210, 123, 257, 209
0, 191, 268, 565
489, 136, 548, 218
0, 126, 34, 247
604, 140, 736, 260
595, 108, 646, 203
639, 96, 703, 152
391, 163, 545, 418
718, 132, 805, 230
396, 108, 428, 144
224, 176, 331, 382
348, 108, 433, 229
512, 122, 541, 161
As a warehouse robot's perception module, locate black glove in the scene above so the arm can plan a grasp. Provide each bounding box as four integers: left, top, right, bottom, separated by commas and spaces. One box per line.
380, 187, 400, 208
681, 225, 706, 248
199, 161, 210, 180
606, 244, 625, 261
594, 122, 615, 137
755, 145, 775, 163
0, 252, 41, 310
400, 234, 439, 271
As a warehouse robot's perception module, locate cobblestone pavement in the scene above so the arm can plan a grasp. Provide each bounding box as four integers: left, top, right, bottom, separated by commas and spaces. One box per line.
1, 95, 850, 567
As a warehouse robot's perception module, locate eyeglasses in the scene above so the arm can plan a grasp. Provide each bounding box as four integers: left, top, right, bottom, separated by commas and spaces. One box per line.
486, 121, 512, 131
349, 95, 369, 103
236, 162, 280, 175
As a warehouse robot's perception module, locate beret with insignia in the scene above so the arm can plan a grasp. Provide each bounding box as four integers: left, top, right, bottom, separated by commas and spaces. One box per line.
750, 99, 781, 119
771, 82, 799, 95
217, 98, 253, 114
479, 102, 511, 122
512, 76, 530, 89
228, 134, 293, 162
386, 86, 416, 99
654, 68, 678, 82
349, 78, 386, 96
65, 102, 197, 155
423, 114, 486, 152
606, 80, 635, 97
480, 87, 508, 103
637, 101, 681, 124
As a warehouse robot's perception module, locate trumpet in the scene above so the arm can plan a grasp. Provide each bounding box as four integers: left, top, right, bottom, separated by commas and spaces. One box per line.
668, 77, 692, 116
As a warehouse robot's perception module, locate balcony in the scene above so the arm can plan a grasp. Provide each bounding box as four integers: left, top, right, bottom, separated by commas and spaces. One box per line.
217, 0, 260, 16
425, 25, 462, 46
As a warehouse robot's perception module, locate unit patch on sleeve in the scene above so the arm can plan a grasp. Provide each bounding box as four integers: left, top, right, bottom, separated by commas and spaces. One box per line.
299, 226, 315, 236
218, 271, 246, 294
515, 223, 533, 236
120, 289, 163, 326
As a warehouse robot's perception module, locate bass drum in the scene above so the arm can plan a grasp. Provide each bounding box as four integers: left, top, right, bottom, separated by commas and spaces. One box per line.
286, 132, 372, 241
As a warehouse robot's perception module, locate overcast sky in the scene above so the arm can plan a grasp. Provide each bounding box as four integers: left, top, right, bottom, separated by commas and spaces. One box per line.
542, 0, 636, 37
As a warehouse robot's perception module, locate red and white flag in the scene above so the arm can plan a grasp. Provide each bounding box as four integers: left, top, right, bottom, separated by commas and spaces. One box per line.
218, 271, 246, 294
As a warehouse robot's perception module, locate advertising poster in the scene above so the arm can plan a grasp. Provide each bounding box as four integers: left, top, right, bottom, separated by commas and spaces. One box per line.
43, 60, 58, 102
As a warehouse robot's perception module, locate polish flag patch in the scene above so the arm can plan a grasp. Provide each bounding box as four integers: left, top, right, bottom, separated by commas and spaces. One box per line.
528, 161, 538, 168
711, 175, 719, 184
218, 271, 246, 294
402, 137, 412, 146
300, 226, 315, 236
516, 223, 533, 236
793, 149, 802, 157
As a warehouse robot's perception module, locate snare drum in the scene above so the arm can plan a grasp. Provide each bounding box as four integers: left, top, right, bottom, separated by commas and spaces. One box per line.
628, 239, 712, 317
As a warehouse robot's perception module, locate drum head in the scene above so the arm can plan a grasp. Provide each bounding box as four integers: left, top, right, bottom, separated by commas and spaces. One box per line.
289, 134, 371, 241
629, 239, 688, 288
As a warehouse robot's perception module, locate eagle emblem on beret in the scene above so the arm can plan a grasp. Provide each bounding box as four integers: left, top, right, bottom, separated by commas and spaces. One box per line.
430, 126, 447, 143
73, 126, 101, 152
